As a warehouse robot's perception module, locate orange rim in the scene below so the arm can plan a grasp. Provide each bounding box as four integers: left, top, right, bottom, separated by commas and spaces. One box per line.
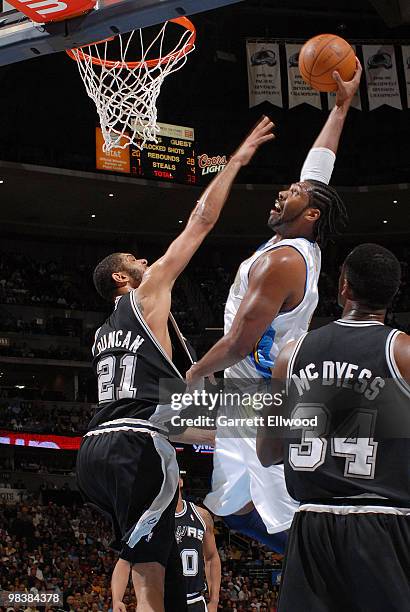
66, 17, 196, 69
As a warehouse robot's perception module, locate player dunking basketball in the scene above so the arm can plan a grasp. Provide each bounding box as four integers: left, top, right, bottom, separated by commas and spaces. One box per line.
186, 61, 362, 552
258, 244, 410, 611
76, 117, 274, 612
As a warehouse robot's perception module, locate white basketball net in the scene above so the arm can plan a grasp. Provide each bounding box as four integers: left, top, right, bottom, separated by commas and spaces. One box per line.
69, 21, 195, 152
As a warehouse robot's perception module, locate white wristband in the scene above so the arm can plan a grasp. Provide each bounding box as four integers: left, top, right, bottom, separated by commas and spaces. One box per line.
300, 147, 336, 185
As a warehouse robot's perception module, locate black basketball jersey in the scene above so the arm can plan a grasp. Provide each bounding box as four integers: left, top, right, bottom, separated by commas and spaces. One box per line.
175, 500, 207, 598
283, 319, 410, 505
88, 290, 193, 429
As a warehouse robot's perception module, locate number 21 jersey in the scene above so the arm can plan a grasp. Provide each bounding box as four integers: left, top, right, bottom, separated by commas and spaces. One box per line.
88, 289, 192, 430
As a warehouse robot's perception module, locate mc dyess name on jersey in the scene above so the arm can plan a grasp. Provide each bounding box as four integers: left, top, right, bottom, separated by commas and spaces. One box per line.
291, 360, 385, 399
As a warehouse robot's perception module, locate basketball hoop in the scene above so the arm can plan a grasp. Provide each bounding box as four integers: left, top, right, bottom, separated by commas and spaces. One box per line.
67, 17, 196, 152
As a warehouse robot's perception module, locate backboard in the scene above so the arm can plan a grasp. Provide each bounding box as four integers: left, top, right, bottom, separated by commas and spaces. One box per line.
0, 0, 243, 66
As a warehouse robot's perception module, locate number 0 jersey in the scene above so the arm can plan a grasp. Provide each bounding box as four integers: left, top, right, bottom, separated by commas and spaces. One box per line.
283, 320, 410, 505
175, 500, 207, 600
224, 236, 321, 379
88, 289, 193, 431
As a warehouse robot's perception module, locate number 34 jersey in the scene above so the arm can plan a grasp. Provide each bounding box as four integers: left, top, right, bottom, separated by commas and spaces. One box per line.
175, 500, 207, 598
283, 320, 410, 505
88, 289, 192, 431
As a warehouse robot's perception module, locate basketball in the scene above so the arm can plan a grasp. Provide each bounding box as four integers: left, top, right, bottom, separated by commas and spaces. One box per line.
298, 34, 356, 92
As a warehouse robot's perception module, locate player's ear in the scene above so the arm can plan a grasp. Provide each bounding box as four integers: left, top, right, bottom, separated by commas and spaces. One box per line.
112, 271, 128, 286
343, 279, 355, 302
338, 270, 353, 306
305, 207, 321, 223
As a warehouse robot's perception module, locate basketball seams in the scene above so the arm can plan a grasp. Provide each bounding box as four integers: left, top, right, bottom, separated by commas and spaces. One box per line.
299, 34, 355, 92
299, 34, 340, 88
309, 50, 355, 90
310, 36, 340, 77
312, 46, 354, 79
299, 37, 324, 85
301, 34, 339, 81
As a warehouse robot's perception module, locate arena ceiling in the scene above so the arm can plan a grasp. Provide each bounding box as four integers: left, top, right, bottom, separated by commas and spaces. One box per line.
0, 161, 408, 243
0, 0, 409, 245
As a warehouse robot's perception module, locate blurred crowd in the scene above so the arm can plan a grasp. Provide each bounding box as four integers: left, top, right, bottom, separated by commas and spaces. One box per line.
0, 342, 88, 362
0, 499, 281, 612
0, 254, 101, 313
1, 245, 410, 346
0, 398, 94, 436
193, 247, 410, 320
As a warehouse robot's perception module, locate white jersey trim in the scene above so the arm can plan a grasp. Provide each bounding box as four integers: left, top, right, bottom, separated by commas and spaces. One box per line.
84, 425, 167, 438
187, 595, 207, 606
126, 433, 178, 547
175, 499, 188, 518
333, 492, 388, 500
299, 503, 410, 516
130, 289, 184, 379
91, 326, 102, 357
385, 328, 410, 399
249, 242, 310, 317
335, 319, 385, 327
98, 417, 168, 433
169, 312, 194, 366
286, 332, 308, 394
190, 502, 207, 532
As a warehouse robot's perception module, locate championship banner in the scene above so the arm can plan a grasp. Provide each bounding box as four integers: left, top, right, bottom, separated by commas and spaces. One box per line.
362, 45, 402, 110
402, 46, 410, 107
246, 40, 283, 108
0, 430, 82, 450
328, 45, 362, 110
285, 44, 321, 109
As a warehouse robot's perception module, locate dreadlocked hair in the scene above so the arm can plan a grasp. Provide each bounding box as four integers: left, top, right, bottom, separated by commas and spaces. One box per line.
306, 180, 348, 247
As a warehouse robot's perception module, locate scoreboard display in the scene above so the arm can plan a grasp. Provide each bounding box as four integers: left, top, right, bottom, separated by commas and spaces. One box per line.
96, 123, 196, 185
131, 122, 196, 185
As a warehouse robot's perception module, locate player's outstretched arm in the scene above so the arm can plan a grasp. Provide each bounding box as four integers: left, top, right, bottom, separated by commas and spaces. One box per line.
256, 340, 296, 468
134, 118, 274, 343
197, 507, 221, 612
142, 117, 274, 291
300, 58, 362, 184
186, 247, 305, 384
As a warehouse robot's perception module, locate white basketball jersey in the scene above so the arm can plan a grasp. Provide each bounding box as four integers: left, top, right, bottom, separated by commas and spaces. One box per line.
224, 236, 321, 379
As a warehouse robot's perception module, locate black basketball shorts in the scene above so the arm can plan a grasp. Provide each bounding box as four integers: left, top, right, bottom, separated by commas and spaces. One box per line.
187, 596, 207, 612
76, 426, 179, 567
278, 504, 410, 612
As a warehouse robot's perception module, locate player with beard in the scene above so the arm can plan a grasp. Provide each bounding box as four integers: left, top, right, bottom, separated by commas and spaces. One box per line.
186, 61, 362, 553
76, 117, 275, 612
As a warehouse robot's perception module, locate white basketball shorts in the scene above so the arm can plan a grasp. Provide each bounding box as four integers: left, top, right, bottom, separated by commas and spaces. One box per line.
204, 433, 299, 533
